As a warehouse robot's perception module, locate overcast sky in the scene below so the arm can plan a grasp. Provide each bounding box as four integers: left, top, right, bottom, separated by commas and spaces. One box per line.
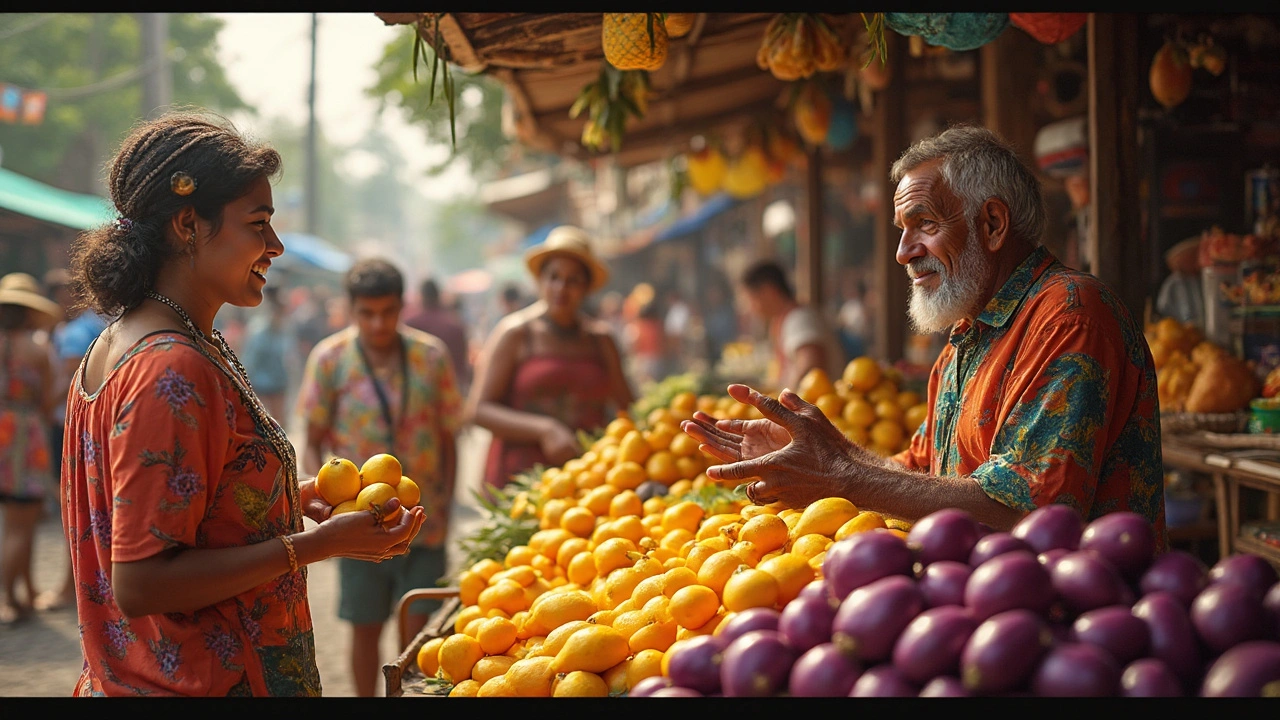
213, 12, 474, 201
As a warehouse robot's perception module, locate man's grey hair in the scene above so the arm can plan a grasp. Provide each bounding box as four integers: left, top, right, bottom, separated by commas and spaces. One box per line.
890, 124, 1046, 246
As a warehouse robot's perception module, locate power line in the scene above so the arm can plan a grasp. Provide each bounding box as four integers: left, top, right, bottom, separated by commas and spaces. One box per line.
0, 13, 54, 42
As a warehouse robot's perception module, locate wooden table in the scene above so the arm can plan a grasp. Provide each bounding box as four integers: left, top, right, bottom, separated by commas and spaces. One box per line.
1162, 435, 1280, 571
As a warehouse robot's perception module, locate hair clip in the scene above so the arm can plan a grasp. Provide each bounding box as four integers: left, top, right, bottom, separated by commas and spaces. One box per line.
170, 171, 197, 196
114, 217, 134, 232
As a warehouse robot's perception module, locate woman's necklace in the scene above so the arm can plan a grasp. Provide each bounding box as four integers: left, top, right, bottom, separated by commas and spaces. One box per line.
543, 315, 582, 339
144, 290, 303, 536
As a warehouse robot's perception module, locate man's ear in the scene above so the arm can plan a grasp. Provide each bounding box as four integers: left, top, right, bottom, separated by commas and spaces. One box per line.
981, 197, 1011, 252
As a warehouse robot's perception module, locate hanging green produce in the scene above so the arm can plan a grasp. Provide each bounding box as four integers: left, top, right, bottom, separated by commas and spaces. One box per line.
884, 12, 1010, 52
569, 62, 650, 153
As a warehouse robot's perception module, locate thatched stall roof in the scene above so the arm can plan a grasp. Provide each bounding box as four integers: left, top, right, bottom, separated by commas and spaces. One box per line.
374, 13, 857, 168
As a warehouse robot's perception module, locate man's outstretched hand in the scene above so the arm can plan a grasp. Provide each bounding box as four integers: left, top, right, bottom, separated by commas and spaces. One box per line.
680, 383, 874, 508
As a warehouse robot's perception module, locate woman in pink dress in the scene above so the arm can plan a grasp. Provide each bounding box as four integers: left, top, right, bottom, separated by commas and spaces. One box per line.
467, 226, 635, 492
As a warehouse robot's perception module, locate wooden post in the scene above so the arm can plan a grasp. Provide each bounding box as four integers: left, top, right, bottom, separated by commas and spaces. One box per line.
1087, 13, 1146, 320
797, 146, 824, 308
872, 31, 908, 363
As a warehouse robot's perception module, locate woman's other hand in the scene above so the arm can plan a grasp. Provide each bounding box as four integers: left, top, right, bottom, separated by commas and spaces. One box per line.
315, 498, 426, 562
298, 477, 332, 523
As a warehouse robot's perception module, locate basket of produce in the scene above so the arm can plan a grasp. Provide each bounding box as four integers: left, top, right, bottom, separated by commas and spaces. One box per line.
396, 356, 1280, 698
1147, 316, 1259, 436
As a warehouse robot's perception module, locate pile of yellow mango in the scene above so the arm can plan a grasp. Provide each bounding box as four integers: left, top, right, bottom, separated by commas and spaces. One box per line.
414, 359, 913, 698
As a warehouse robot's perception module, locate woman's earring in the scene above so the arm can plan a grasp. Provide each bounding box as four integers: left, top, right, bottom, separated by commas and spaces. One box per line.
188, 232, 197, 268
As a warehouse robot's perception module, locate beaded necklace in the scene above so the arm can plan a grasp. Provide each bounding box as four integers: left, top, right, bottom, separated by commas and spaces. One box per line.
145, 290, 303, 536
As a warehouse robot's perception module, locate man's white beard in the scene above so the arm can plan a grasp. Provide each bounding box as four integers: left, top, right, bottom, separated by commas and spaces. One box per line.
907, 227, 991, 334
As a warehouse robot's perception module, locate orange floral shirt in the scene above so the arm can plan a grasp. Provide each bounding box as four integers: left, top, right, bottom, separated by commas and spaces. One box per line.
893, 247, 1167, 550
62, 334, 319, 696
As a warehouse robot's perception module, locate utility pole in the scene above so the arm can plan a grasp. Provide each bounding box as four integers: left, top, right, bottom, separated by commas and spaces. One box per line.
138, 13, 171, 119
305, 13, 320, 236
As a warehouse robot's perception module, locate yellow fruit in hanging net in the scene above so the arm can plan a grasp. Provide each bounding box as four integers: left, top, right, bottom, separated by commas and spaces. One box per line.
315, 457, 361, 506
359, 453, 402, 489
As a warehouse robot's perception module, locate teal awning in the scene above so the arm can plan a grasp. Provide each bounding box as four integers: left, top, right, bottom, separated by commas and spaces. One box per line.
0, 166, 115, 230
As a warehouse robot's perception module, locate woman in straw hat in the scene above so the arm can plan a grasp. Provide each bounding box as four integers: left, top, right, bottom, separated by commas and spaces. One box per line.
466, 225, 635, 492
0, 272, 62, 625
60, 110, 424, 696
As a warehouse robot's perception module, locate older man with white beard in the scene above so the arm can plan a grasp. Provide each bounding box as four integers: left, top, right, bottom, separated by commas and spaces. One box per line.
682, 124, 1166, 545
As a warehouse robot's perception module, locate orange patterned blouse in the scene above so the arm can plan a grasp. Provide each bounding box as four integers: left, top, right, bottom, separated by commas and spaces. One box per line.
62, 333, 319, 696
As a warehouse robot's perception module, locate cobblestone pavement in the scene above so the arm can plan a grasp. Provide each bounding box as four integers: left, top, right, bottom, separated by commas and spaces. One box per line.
0, 425, 492, 697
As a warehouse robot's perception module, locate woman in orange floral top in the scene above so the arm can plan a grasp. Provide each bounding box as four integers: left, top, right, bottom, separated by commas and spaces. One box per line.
61, 110, 425, 696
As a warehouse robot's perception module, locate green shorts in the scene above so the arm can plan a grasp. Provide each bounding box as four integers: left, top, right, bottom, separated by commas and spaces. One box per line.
337, 545, 447, 626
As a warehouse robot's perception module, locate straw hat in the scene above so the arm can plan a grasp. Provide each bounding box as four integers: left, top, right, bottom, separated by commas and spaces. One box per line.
0, 272, 64, 323
524, 225, 610, 294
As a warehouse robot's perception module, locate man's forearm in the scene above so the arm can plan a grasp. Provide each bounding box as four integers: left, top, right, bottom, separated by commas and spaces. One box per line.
842, 459, 1028, 531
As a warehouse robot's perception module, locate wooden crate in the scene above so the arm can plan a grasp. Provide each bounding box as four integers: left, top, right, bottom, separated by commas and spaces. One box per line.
381, 587, 461, 698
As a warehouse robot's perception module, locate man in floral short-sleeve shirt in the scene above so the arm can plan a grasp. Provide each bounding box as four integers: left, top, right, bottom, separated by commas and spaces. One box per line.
682, 126, 1165, 550
295, 258, 461, 697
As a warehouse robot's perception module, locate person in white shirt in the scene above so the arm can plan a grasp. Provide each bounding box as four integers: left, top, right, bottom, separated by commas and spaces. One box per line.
740, 259, 841, 391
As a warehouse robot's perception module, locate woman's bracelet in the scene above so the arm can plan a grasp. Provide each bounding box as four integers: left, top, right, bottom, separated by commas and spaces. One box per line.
280, 535, 298, 574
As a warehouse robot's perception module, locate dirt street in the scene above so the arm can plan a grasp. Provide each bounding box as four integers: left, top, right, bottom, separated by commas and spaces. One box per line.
0, 425, 492, 697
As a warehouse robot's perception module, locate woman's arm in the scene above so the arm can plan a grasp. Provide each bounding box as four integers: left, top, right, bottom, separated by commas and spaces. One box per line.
596, 326, 636, 411
111, 501, 426, 618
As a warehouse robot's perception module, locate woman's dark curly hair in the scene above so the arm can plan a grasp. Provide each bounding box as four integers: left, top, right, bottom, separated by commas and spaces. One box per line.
69, 108, 282, 318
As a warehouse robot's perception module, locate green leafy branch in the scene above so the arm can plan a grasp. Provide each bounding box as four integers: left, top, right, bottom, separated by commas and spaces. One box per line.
861, 12, 888, 69
411, 13, 458, 149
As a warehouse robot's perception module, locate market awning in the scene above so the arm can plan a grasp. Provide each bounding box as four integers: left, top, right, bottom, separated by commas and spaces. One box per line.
0, 166, 114, 230
653, 192, 740, 243
375, 13, 816, 169
276, 232, 354, 274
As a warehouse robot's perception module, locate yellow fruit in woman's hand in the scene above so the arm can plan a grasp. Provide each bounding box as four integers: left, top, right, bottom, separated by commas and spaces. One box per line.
395, 476, 420, 508
359, 452, 402, 488
331, 499, 360, 515
355, 481, 401, 524
316, 457, 361, 506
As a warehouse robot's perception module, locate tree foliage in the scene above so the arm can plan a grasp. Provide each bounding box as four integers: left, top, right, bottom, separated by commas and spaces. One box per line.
366, 22, 515, 182
0, 13, 250, 193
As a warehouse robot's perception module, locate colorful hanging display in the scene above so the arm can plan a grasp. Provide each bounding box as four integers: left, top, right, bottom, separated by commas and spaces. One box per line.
1009, 13, 1088, 45
883, 12, 1010, 52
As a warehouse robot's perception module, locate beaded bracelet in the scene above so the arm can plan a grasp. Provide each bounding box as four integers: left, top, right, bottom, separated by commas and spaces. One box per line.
280, 535, 298, 574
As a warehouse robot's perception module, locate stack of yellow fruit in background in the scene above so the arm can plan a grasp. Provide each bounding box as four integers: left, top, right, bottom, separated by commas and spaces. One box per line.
797, 356, 929, 457
1146, 316, 1259, 414
412, 371, 914, 698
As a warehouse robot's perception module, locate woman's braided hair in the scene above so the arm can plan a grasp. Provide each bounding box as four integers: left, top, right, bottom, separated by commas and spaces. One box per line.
70, 108, 282, 318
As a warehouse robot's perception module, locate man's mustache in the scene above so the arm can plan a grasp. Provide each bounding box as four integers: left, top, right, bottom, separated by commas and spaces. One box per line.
907, 257, 945, 280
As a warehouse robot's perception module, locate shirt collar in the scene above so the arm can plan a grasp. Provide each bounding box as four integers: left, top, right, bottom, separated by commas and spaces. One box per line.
946, 245, 1057, 344
975, 245, 1057, 329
